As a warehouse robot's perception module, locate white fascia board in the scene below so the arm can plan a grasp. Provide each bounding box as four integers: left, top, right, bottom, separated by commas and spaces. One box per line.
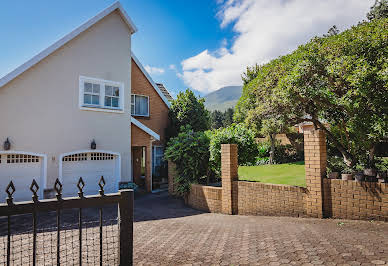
0, 1, 137, 88
131, 117, 160, 141
131, 52, 171, 108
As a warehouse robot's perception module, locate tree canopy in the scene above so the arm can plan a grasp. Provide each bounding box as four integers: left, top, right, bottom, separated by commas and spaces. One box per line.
367, 0, 388, 21
235, 18, 388, 168
210, 108, 234, 129
167, 89, 210, 139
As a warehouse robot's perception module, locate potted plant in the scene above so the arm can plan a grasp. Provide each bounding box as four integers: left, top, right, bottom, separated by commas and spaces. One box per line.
328, 172, 340, 179
327, 156, 344, 179
341, 166, 354, 181
354, 172, 365, 182
377, 170, 387, 183
363, 168, 377, 177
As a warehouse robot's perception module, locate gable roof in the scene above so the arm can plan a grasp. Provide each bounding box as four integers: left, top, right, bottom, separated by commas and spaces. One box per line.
131, 117, 160, 141
131, 52, 171, 108
156, 83, 174, 102
0, 1, 137, 88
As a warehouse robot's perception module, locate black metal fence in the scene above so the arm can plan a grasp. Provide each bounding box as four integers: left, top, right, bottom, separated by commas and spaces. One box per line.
0, 177, 133, 265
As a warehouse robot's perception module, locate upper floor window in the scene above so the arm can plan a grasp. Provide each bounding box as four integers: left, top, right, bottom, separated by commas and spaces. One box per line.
79, 76, 124, 113
131, 94, 149, 116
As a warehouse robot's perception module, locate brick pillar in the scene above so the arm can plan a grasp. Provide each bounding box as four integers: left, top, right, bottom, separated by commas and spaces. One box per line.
168, 160, 177, 196
304, 129, 327, 218
221, 144, 238, 215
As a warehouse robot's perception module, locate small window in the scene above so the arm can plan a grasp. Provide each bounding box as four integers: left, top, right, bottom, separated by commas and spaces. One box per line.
79, 76, 124, 112
84, 82, 100, 105
7, 154, 40, 163
131, 95, 149, 116
90, 153, 114, 161
63, 153, 87, 162
105, 85, 120, 108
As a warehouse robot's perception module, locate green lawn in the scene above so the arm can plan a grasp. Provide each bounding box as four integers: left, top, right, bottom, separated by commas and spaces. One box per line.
238, 161, 306, 187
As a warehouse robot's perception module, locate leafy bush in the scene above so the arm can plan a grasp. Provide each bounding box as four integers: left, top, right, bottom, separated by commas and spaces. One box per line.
166, 89, 210, 140
327, 156, 347, 173
255, 156, 270, 166
257, 142, 271, 157
257, 140, 303, 164
208, 124, 257, 176
164, 126, 210, 195
273, 143, 304, 164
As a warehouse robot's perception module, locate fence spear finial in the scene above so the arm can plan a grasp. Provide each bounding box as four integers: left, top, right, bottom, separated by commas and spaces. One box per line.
99, 176, 106, 196
54, 178, 63, 200
77, 177, 85, 198
6, 180, 15, 205
30, 179, 39, 202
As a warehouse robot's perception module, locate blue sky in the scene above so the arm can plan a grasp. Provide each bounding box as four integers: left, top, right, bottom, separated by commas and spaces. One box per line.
0, 0, 372, 97
0, 0, 232, 97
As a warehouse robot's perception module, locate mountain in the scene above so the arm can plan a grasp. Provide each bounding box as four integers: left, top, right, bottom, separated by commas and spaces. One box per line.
204, 85, 242, 112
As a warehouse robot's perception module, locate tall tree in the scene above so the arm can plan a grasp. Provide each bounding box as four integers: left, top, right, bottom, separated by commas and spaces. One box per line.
223, 108, 234, 127
236, 18, 388, 168
167, 89, 210, 139
241, 63, 261, 85
367, 0, 388, 20
210, 110, 224, 129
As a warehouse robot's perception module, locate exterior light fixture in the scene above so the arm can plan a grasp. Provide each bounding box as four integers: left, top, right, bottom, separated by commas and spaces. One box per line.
91, 139, 97, 150
4, 138, 11, 151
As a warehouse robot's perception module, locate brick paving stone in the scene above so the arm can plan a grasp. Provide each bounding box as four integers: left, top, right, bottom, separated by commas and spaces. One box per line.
1, 192, 387, 265
132, 192, 388, 265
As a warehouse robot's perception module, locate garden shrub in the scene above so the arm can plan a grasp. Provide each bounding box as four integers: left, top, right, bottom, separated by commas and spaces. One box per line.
257, 141, 271, 157
208, 124, 257, 176
256, 140, 303, 165
164, 126, 210, 195
273, 143, 304, 164
255, 156, 270, 166
327, 156, 347, 173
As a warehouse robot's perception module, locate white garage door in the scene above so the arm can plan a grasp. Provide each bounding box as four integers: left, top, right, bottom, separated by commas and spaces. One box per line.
0, 154, 44, 203
62, 152, 118, 197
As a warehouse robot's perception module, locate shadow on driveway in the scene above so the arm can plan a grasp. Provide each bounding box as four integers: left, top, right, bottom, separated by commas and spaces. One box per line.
134, 191, 203, 222
0, 191, 202, 235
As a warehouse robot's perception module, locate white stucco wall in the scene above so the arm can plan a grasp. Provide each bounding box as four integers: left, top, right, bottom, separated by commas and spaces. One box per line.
0, 10, 133, 190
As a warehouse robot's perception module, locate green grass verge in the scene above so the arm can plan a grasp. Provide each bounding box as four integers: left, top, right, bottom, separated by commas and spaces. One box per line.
238, 161, 306, 187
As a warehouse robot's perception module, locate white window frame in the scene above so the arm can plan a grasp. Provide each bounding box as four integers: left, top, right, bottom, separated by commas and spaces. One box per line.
79, 76, 124, 113
131, 94, 150, 117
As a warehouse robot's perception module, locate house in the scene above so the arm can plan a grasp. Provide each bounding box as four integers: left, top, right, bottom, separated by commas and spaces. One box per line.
0, 2, 171, 202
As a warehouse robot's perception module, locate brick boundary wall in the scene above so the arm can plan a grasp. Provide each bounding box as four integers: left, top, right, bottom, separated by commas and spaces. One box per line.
323, 179, 387, 221
186, 184, 222, 213
169, 130, 388, 222
234, 182, 307, 217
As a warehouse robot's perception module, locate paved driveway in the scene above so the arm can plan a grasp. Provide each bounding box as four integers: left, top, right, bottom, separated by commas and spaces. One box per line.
134, 192, 388, 265
1, 192, 387, 265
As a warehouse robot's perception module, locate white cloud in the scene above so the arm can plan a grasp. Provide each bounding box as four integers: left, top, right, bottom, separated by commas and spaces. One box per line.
180, 0, 373, 94
144, 65, 165, 75
169, 64, 177, 71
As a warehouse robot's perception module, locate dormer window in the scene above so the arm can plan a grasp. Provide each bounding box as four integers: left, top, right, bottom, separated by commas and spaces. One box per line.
79, 76, 124, 113
131, 94, 149, 117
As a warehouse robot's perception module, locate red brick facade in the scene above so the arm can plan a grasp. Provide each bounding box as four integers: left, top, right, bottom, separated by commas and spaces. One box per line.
174, 131, 388, 222
131, 58, 169, 146
130, 58, 170, 192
